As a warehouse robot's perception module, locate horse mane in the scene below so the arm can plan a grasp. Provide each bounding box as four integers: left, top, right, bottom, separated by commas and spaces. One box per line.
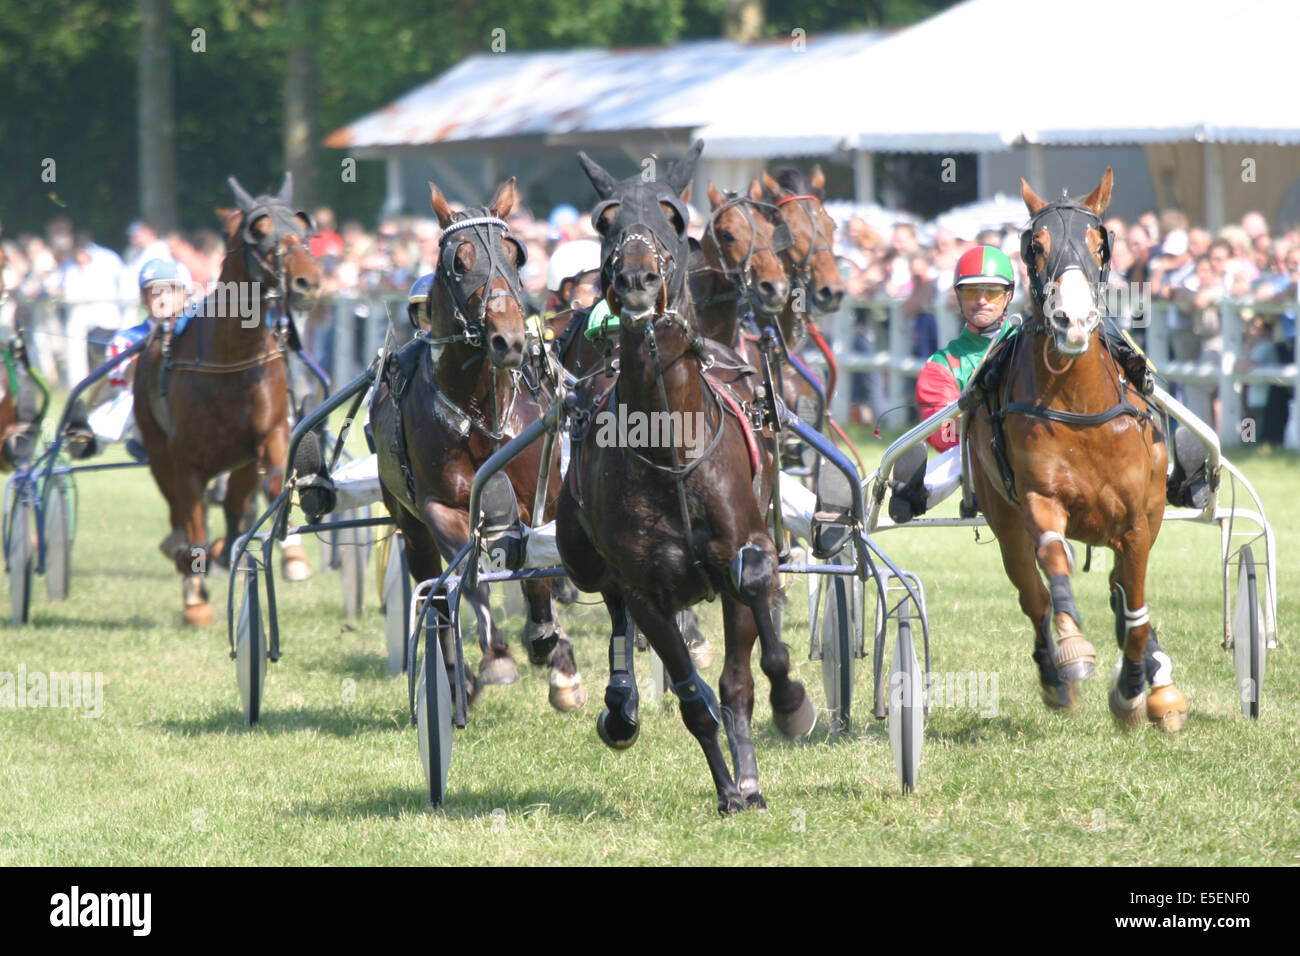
772, 167, 821, 200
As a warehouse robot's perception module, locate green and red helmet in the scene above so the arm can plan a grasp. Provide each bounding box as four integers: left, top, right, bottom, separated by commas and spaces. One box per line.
953, 244, 1015, 292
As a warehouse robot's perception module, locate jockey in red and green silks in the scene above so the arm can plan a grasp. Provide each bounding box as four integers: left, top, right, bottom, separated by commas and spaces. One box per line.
889, 244, 1015, 522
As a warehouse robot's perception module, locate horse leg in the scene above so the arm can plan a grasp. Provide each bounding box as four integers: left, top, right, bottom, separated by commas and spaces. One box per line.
626, 591, 745, 815
595, 587, 641, 749
174, 468, 212, 627
677, 608, 715, 669
521, 577, 587, 711
718, 593, 765, 808
217, 461, 261, 570
978, 483, 1076, 711
1023, 492, 1096, 682
424, 500, 518, 685
261, 425, 311, 581
1108, 533, 1186, 732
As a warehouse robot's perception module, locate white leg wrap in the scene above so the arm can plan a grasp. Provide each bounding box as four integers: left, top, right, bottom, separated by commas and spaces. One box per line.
1037, 531, 1075, 574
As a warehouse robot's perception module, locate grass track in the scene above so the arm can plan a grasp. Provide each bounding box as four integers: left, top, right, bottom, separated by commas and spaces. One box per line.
2, 414, 1297, 865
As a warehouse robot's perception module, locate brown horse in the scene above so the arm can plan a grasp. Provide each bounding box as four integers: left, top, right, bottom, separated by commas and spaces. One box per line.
968, 168, 1186, 730
760, 167, 845, 461
370, 178, 585, 711
556, 143, 816, 814
134, 174, 321, 626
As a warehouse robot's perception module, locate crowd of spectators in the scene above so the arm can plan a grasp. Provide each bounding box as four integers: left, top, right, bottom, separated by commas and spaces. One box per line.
2, 198, 1294, 447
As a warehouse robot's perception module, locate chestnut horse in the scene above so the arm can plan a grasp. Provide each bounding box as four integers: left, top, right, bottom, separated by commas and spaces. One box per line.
134, 174, 321, 625
967, 168, 1186, 730
370, 179, 585, 711
556, 142, 816, 814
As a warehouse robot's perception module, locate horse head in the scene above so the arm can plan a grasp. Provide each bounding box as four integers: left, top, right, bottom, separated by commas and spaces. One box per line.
703, 179, 790, 317
428, 177, 528, 369
761, 166, 844, 315
1020, 167, 1114, 357
578, 140, 702, 329
224, 173, 322, 317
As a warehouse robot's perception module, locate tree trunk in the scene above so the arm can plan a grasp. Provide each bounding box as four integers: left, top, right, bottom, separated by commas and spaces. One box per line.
283, 0, 320, 212
724, 0, 764, 42
138, 0, 178, 230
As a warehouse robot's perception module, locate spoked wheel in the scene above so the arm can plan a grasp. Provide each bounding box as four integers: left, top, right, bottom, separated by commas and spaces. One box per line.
8, 493, 36, 626
337, 508, 367, 619
45, 479, 72, 601
1232, 545, 1266, 719
235, 562, 267, 726
382, 532, 412, 674
820, 571, 854, 735
888, 605, 924, 794
416, 597, 455, 806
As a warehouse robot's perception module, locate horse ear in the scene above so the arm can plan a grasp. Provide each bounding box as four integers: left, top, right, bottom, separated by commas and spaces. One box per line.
748, 178, 763, 203
577, 152, 616, 199
666, 139, 703, 196
761, 170, 783, 198
428, 181, 455, 228
1020, 177, 1048, 216
810, 164, 826, 196
1080, 167, 1114, 215
278, 172, 294, 205
707, 182, 723, 210
227, 176, 255, 211
488, 177, 518, 220
216, 207, 241, 237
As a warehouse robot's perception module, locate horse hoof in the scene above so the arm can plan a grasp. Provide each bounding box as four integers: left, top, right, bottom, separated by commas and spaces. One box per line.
772, 692, 817, 740
1147, 684, 1188, 732
1055, 635, 1097, 682
745, 791, 768, 810
718, 792, 748, 815
182, 602, 214, 628
281, 544, 312, 582
688, 638, 715, 670
522, 621, 558, 667
479, 656, 520, 685
1040, 681, 1078, 714
1108, 685, 1146, 730
596, 708, 639, 750
548, 670, 588, 712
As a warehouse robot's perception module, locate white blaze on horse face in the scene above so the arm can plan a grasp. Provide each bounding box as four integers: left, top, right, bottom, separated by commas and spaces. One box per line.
1046, 269, 1099, 355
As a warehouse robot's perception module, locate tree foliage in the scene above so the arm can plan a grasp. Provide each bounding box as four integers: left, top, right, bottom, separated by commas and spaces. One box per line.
0, 0, 960, 241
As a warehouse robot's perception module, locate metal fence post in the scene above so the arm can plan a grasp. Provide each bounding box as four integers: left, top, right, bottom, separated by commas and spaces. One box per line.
1220, 300, 1243, 448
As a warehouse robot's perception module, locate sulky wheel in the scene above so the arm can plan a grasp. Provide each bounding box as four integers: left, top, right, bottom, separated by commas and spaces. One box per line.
44, 478, 72, 601
235, 561, 267, 726
1232, 545, 1266, 719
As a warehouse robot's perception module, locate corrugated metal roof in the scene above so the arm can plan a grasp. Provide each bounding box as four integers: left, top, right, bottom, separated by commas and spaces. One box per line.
324, 32, 886, 150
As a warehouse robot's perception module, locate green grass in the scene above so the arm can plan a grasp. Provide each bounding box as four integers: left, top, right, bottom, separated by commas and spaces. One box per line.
2, 417, 1297, 865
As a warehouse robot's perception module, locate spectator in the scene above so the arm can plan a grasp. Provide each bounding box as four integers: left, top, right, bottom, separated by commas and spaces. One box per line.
60, 234, 126, 382
309, 207, 344, 260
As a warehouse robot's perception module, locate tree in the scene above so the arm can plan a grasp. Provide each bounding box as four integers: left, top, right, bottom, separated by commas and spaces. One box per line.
139, 0, 179, 230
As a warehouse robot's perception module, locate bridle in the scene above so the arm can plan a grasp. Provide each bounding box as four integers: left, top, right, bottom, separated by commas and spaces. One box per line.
774, 193, 836, 311
1020, 199, 1112, 346
695, 193, 792, 316
425, 212, 528, 350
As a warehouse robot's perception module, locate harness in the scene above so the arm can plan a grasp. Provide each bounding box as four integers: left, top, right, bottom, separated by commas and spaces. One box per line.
691, 193, 792, 314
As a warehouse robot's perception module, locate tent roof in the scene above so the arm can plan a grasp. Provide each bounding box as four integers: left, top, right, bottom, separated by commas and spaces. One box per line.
698, 0, 1300, 155
323, 32, 885, 152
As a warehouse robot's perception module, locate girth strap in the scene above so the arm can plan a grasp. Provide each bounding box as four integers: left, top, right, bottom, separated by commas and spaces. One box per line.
998, 399, 1143, 428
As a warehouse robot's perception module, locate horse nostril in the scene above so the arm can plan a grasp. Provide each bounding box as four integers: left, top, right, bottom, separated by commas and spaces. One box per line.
491, 334, 509, 356
293, 275, 314, 292
643, 272, 661, 289
613, 275, 631, 294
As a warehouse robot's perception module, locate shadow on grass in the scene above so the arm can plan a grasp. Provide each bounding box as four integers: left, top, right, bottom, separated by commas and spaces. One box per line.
288, 785, 618, 821
159, 706, 407, 737
29, 613, 162, 630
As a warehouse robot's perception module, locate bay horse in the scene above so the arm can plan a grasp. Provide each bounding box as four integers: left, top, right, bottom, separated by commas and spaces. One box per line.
759, 167, 845, 462
555, 142, 816, 815
134, 174, 321, 626
967, 168, 1187, 730
370, 178, 585, 711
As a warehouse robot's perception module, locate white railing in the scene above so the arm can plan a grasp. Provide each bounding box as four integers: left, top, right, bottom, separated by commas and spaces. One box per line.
807, 296, 1297, 448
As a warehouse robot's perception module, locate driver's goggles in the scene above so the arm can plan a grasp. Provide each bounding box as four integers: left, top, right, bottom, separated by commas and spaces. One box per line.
956, 283, 1011, 301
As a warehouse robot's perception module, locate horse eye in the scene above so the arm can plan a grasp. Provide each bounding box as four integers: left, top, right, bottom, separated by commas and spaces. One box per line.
718, 230, 734, 243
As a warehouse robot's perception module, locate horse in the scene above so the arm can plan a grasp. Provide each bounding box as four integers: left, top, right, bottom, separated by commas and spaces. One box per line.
555, 141, 816, 814
967, 168, 1187, 731
370, 178, 585, 711
758, 167, 846, 465
133, 174, 321, 626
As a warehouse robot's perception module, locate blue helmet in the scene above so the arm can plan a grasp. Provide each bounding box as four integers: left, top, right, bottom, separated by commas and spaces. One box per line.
138, 258, 188, 290
407, 272, 435, 330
